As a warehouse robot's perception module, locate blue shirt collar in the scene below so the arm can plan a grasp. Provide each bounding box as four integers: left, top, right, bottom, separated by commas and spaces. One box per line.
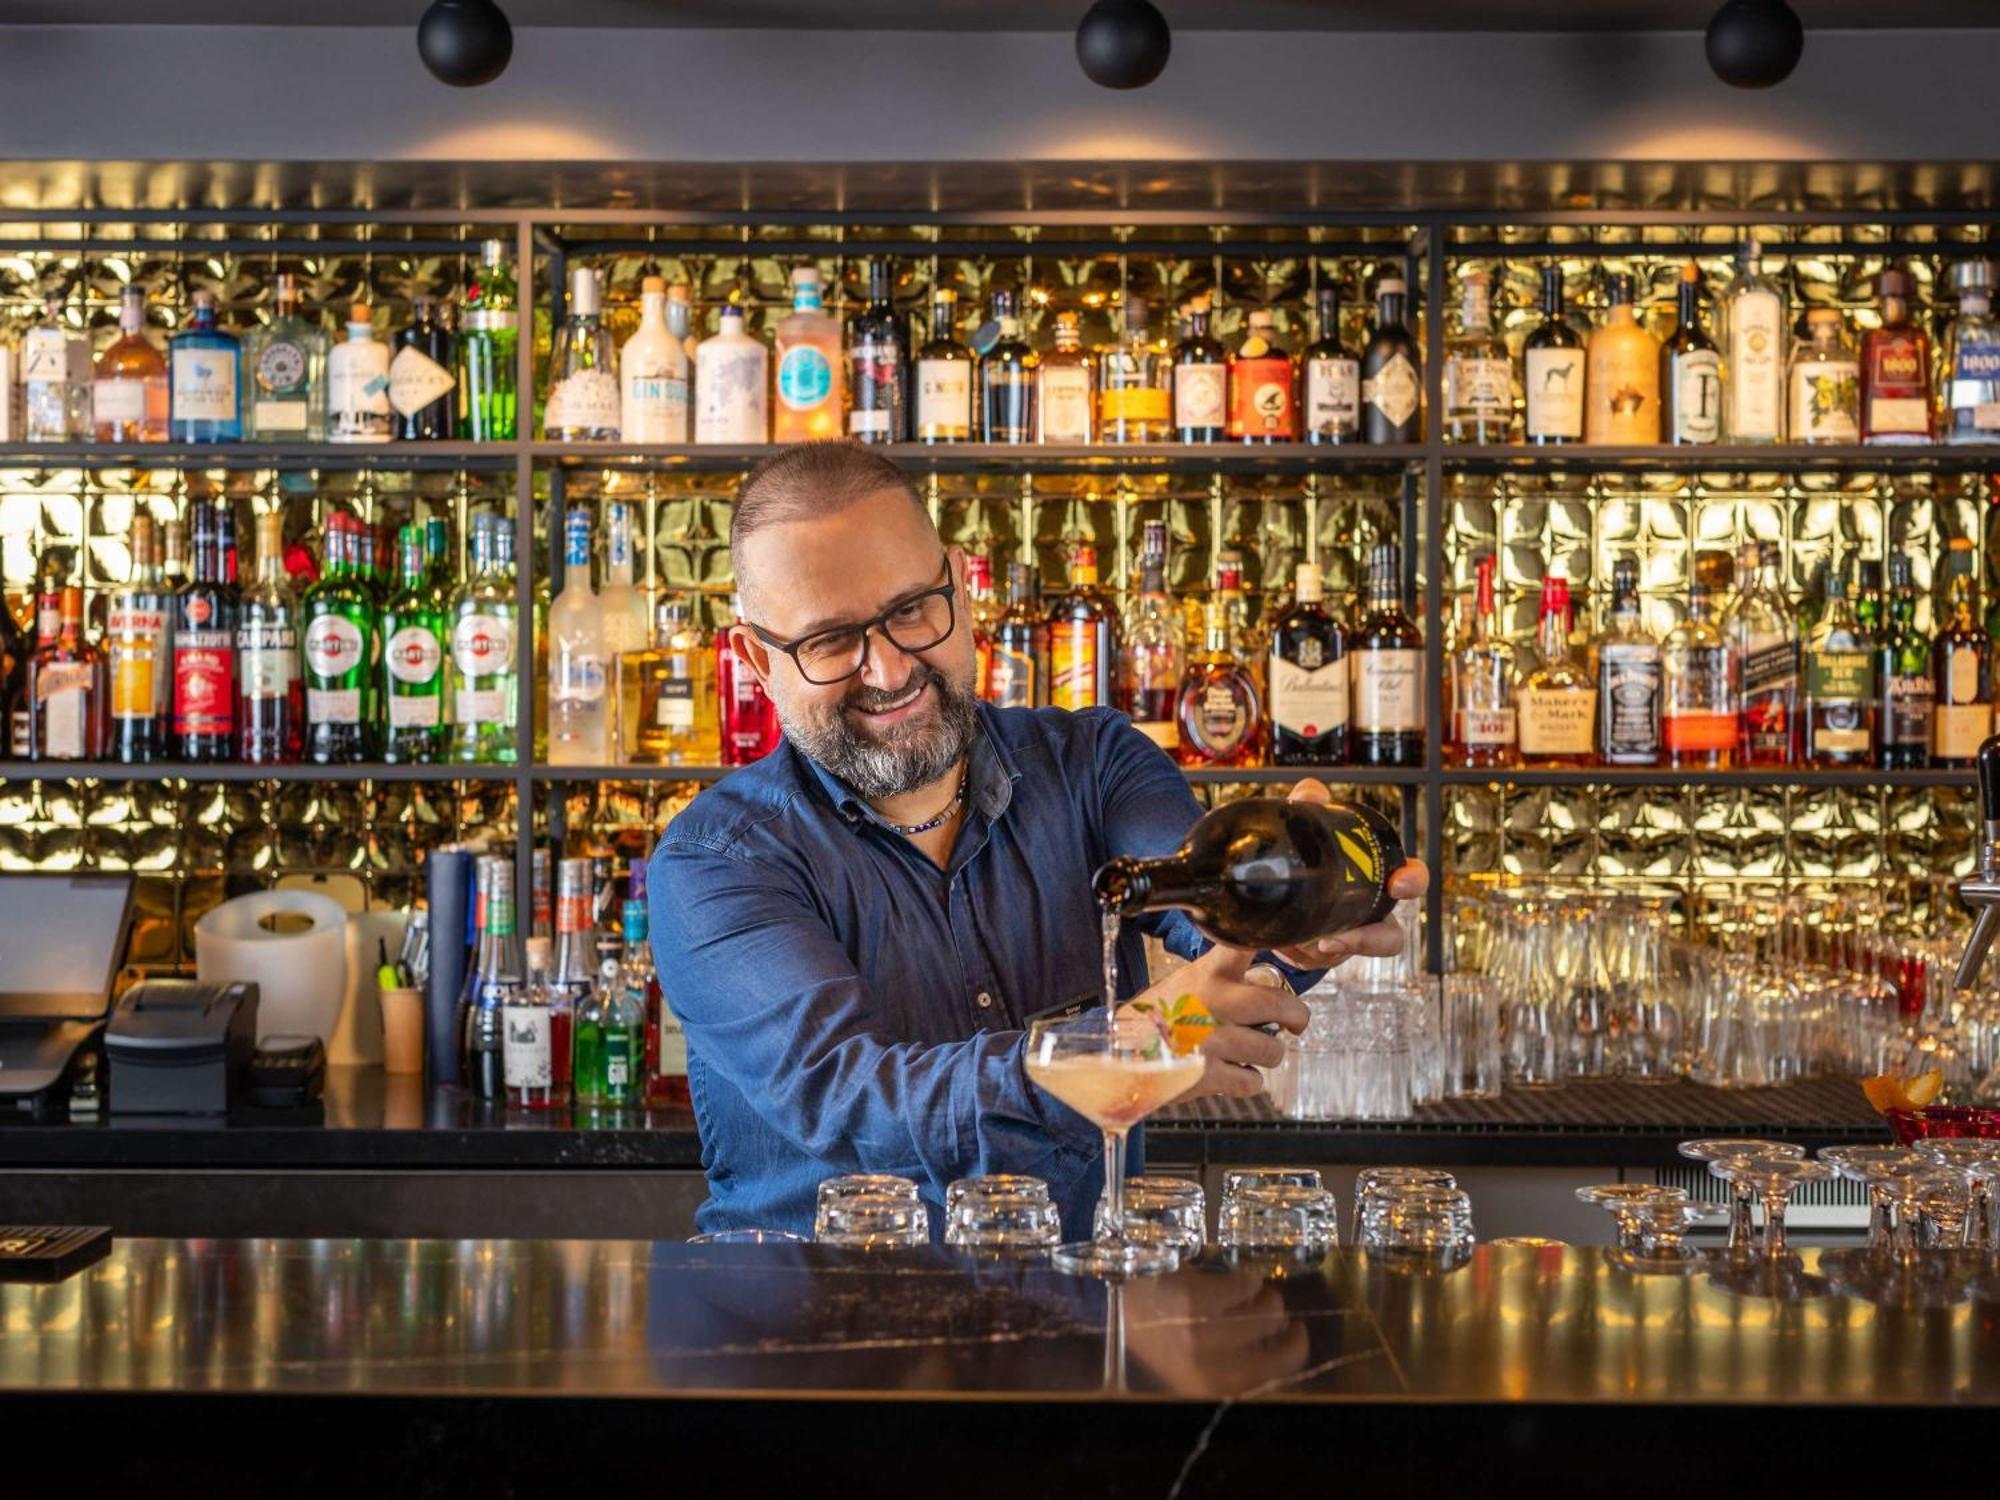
803, 703, 1017, 830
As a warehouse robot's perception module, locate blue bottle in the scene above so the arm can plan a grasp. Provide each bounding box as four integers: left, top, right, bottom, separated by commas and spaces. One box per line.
169, 289, 243, 442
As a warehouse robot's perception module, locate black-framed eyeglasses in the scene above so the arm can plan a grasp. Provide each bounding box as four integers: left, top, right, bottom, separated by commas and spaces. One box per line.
745, 560, 957, 685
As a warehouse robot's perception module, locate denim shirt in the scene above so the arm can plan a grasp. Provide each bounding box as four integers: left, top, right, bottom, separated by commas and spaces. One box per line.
645, 703, 1216, 1239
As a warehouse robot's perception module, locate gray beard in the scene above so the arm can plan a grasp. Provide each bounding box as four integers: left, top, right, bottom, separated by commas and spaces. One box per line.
780, 662, 981, 801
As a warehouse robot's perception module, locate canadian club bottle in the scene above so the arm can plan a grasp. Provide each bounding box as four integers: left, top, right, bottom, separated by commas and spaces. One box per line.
1047, 545, 1119, 711
989, 562, 1046, 709
1360, 278, 1421, 443
172, 498, 239, 762
1268, 562, 1348, 765
304, 513, 379, 763
1094, 798, 1404, 952
107, 512, 172, 764
1802, 562, 1875, 767
237, 511, 303, 765
1350, 542, 1422, 767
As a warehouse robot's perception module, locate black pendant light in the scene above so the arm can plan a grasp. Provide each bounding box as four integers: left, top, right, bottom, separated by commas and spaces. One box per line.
418, 0, 514, 88
1075, 0, 1172, 90
1705, 0, 1804, 89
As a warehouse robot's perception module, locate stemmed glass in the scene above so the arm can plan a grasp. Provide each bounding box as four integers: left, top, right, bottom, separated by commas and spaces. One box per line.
1819, 1146, 1923, 1252
1678, 1139, 1803, 1253
1913, 1139, 2000, 1250
1025, 1010, 1204, 1277
1707, 1156, 1831, 1258
1576, 1184, 1687, 1253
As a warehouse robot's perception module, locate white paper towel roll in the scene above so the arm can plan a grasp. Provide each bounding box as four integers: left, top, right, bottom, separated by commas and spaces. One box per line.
195, 889, 350, 1045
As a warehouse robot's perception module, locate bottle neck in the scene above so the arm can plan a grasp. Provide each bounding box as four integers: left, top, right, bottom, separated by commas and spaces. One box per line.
1542, 274, 1566, 319
1378, 292, 1405, 326
1460, 283, 1489, 334
1538, 587, 1571, 660
931, 302, 955, 340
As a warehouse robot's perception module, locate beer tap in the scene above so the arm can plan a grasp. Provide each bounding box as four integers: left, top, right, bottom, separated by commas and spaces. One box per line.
1953, 736, 2000, 990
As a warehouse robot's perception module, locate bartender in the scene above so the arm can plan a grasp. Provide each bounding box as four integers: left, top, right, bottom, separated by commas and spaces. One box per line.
647, 442, 1427, 1237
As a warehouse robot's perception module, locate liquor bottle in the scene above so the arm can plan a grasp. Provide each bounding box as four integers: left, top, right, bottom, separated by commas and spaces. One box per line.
237, 511, 303, 766
1802, 562, 1875, 767
1942, 260, 2000, 444
1121, 521, 1184, 751
107, 513, 172, 764
1350, 541, 1423, 767
618, 595, 720, 765
1173, 294, 1228, 442
1035, 309, 1094, 444
620, 275, 692, 442
448, 513, 520, 765
466, 855, 522, 1102
989, 562, 1046, 709
93, 286, 169, 443
979, 289, 1037, 444
380, 524, 446, 764
847, 260, 906, 443
1268, 562, 1348, 765
1225, 308, 1297, 442
1444, 270, 1511, 443
1788, 308, 1861, 445
1870, 552, 1930, 770
1302, 283, 1361, 445
1095, 798, 1403, 951
1047, 544, 1119, 712
772, 266, 842, 442
1100, 296, 1171, 442
1517, 574, 1596, 767
548, 507, 610, 766
241, 273, 326, 441
628, 890, 685, 1109
1661, 261, 1722, 445
1862, 266, 1934, 445
548, 856, 598, 1093
914, 288, 973, 443
1722, 240, 1786, 443
1660, 583, 1736, 768
1524, 264, 1585, 444
1211, 553, 1269, 693
172, 499, 238, 762
1596, 556, 1661, 767
389, 295, 457, 440
167, 289, 241, 443
1930, 538, 1988, 768
1360, 278, 1422, 444
1730, 540, 1796, 765
598, 500, 650, 755
1853, 559, 1884, 638
327, 303, 392, 443
544, 267, 620, 441
965, 551, 997, 697
575, 917, 645, 1114
1452, 554, 1517, 768
459, 238, 519, 442
26, 587, 106, 760
694, 306, 769, 443
160, 519, 188, 594
1, 585, 31, 758
23, 293, 90, 442
299, 513, 376, 763
717, 593, 780, 765
504, 935, 559, 1110
1175, 599, 1265, 768
1585, 273, 1660, 444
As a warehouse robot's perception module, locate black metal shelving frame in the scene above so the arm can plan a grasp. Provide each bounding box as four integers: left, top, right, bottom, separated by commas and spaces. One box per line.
3, 199, 1998, 981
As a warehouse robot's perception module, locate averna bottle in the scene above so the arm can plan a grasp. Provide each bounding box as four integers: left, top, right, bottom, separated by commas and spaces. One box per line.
1094, 798, 1404, 952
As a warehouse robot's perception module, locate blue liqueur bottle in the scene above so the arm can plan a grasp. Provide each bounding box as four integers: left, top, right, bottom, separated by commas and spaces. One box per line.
169, 289, 243, 443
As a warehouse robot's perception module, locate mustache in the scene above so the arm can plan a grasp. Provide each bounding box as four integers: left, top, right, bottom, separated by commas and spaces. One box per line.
843, 664, 948, 713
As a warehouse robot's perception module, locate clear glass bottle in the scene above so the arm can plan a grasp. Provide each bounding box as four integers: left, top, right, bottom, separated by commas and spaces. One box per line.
1036, 309, 1094, 444
1350, 541, 1423, 767
242, 273, 326, 441
380, 523, 446, 764
1517, 573, 1596, 767
979, 289, 1037, 444
544, 266, 620, 441
237, 510, 303, 766
771, 266, 842, 442
1862, 266, 1934, 445
1175, 599, 1265, 768
598, 500, 650, 759
1585, 273, 1660, 445
1595, 556, 1660, 766
390, 294, 458, 441
1302, 283, 1360, 445
1524, 264, 1586, 444
1099, 296, 1171, 442
1120, 519, 1184, 752
1802, 561, 1876, 767
466, 855, 523, 1101
448, 513, 520, 765
1173, 293, 1228, 442
327, 302, 392, 443
547, 507, 610, 766
23, 293, 90, 442
1661, 583, 1737, 768
1444, 269, 1511, 443
846, 260, 905, 443
459, 238, 519, 442
619, 275, 691, 443
694, 305, 769, 443
913, 288, 973, 443
1269, 561, 1349, 766
1942, 260, 2000, 444
1930, 538, 1988, 768
619, 595, 720, 765
1661, 261, 1722, 445
1452, 553, 1516, 767
504, 935, 559, 1110
167, 289, 242, 443
1723, 239, 1787, 443
1227, 308, 1297, 442
93, 286, 169, 443
548, 856, 598, 1095
1788, 308, 1860, 445
302, 513, 378, 763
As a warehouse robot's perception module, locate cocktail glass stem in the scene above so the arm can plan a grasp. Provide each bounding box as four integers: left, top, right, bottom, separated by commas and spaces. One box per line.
1760, 1189, 1789, 1258
1727, 1182, 1756, 1252
1100, 1126, 1128, 1253
1865, 1187, 1893, 1253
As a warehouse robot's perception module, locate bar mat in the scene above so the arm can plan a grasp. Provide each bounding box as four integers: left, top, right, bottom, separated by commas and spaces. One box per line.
0, 1226, 112, 1283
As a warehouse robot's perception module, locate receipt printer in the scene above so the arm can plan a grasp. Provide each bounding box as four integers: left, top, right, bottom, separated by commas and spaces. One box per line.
105, 980, 259, 1115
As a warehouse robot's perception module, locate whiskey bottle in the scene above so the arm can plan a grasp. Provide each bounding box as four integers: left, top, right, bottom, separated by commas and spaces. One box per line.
1350, 541, 1422, 768
1517, 573, 1596, 767
1121, 521, 1184, 751
1930, 538, 1988, 768
1661, 262, 1721, 445
1585, 273, 1660, 444
1942, 260, 2000, 445
1452, 553, 1516, 768
1722, 241, 1786, 443
1302, 283, 1361, 445
1036, 310, 1095, 444
1524, 264, 1585, 444
1660, 583, 1735, 768
1595, 556, 1660, 766
107, 514, 172, 764
1788, 309, 1860, 445
237, 511, 303, 766
1802, 562, 1875, 767
1047, 544, 1119, 711
978, 289, 1037, 444
1732, 540, 1797, 765
27, 586, 106, 761
1176, 599, 1265, 768
847, 260, 906, 444
1100, 297, 1170, 442
1360, 278, 1421, 443
1227, 308, 1297, 442
1172, 294, 1227, 442
1862, 266, 1934, 445
988, 563, 1047, 709
1269, 562, 1348, 766
914, 288, 974, 443
172, 499, 239, 763
1443, 270, 1511, 443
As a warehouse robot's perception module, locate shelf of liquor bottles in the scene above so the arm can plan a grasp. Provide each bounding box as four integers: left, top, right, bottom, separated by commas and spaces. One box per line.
530, 441, 1427, 475
0, 760, 501, 783
0, 442, 517, 472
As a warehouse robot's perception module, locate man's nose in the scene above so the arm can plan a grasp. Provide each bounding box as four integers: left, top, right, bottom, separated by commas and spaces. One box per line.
857, 626, 919, 690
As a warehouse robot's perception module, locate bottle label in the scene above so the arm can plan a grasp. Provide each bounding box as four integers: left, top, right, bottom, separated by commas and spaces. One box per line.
238, 623, 298, 701
605, 1031, 634, 1094
694, 347, 768, 442
172, 630, 235, 735
502, 1005, 553, 1089
1100, 378, 1169, 425
1806, 648, 1874, 752
386, 624, 443, 686
92, 379, 149, 424
108, 606, 167, 721
1039, 366, 1094, 442
35, 664, 87, 757
1269, 654, 1349, 738
987, 645, 1037, 709
23, 326, 73, 385
330, 347, 391, 433
1459, 707, 1516, 747
1937, 701, 1987, 759
653, 677, 696, 728
1947, 648, 1983, 706
653, 995, 688, 1078
552, 649, 608, 706
849, 338, 902, 437
1948, 333, 2000, 431
388, 345, 457, 416
1670, 349, 1722, 443
1884, 672, 1936, 748
623, 365, 690, 442
1742, 634, 1797, 697
983, 368, 1034, 443
305, 614, 365, 683
452, 612, 514, 679
170, 346, 238, 422
1304, 357, 1360, 437
1362, 351, 1419, 430
1587, 336, 1659, 443
1599, 645, 1661, 758
1791, 358, 1860, 443
1192, 679, 1253, 756
255, 338, 308, 395
389, 693, 441, 729
1049, 625, 1101, 711
1524, 347, 1584, 438
547, 370, 620, 434
1352, 649, 1421, 732
1445, 356, 1511, 419
1229, 356, 1295, 438
1175, 362, 1227, 429
1663, 711, 1736, 754
914, 361, 972, 437
1727, 291, 1785, 439
777, 344, 834, 411
1518, 685, 1595, 755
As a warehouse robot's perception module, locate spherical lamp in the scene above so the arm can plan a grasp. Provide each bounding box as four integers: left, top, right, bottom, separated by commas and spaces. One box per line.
418, 0, 514, 89
1076, 0, 1172, 91
1706, 0, 1804, 89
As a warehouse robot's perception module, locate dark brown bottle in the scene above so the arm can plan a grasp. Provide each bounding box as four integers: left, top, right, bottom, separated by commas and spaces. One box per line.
1350, 541, 1423, 767
1094, 798, 1404, 951
1269, 561, 1349, 765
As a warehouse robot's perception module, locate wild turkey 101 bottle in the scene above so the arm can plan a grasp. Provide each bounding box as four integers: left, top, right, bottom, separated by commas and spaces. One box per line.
1350, 542, 1422, 767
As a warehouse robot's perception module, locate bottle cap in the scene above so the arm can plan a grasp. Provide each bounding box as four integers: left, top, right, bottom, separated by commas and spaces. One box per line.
1806, 307, 1843, 329
1951, 260, 1996, 296
720, 304, 745, 326
1680, 261, 1701, 286
1889, 553, 1915, 588
1879, 267, 1912, 299
667, 282, 690, 303
1378, 278, 1406, 296
642, 275, 667, 295
524, 936, 552, 972
570, 266, 602, 315
349, 302, 373, 327
192, 289, 215, 309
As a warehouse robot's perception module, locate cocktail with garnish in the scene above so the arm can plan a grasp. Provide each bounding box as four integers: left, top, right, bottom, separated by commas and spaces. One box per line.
1026, 1008, 1204, 1276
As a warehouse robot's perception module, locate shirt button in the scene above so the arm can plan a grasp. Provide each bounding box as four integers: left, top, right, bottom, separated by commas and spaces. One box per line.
976, 991, 994, 1009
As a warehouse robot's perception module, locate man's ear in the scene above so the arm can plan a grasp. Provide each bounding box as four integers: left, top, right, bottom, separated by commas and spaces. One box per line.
731, 622, 774, 686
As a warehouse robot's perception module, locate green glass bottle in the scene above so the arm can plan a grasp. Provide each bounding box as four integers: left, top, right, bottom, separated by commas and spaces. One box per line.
381, 524, 447, 764
460, 239, 519, 442
448, 513, 520, 765
573, 912, 644, 1110
1875, 552, 1932, 771
302, 513, 379, 763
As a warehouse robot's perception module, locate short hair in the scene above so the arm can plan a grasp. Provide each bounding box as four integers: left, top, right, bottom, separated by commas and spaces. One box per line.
729, 441, 931, 566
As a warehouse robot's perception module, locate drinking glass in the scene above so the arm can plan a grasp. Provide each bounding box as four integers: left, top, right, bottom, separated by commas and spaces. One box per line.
1221, 1167, 1323, 1201
1678, 1139, 1803, 1253
1912, 1139, 2000, 1250
1820, 1146, 1924, 1251
1575, 1184, 1687, 1252
947, 1190, 1062, 1252
1359, 1185, 1474, 1249
814, 1173, 922, 1240
1706, 1156, 1831, 1258
1366, 1198, 1476, 1264
946, 1174, 1050, 1212
1603, 1201, 1725, 1272
1025, 1010, 1204, 1277
686, 1229, 806, 1245
816, 1192, 929, 1249
1094, 1175, 1205, 1257
1351, 1167, 1456, 1243
1440, 972, 1503, 1099
1218, 1185, 1339, 1252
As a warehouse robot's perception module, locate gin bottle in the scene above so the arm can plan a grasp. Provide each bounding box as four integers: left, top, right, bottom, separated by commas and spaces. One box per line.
466, 855, 522, 1102
772, 266, 842, 442
544, 266, 620, 441
242, 273, 326, 441
459, 239, 519, 441
1722, 240, 1786, 443
390, 295, 458, 440
1788, 309, 1860, 445
167, 290, 242, 443
327, 303, 392, 443
23, 293, 90, 442
503, 936, 559, 1110
619, 275, 691, 442
93, 287, 169, 443
693, 306, 769, 443
574, 911, 644, 1111
547, 506, 611, 766
448, 514, 520, 765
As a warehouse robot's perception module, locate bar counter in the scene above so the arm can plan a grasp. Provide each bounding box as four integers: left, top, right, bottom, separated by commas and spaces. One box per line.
3, 1236, 1993, 1495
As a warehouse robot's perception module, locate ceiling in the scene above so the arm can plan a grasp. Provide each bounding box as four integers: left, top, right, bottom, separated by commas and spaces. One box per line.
4, 1, 2000, 30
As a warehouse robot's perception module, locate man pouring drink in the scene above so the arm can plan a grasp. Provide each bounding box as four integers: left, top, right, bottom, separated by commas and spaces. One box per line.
646, 442, 1427, 1240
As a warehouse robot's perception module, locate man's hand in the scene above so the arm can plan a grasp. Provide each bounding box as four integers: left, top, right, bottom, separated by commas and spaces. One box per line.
1126, 941, 1308, 1102
1269, 777, 1429, 972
